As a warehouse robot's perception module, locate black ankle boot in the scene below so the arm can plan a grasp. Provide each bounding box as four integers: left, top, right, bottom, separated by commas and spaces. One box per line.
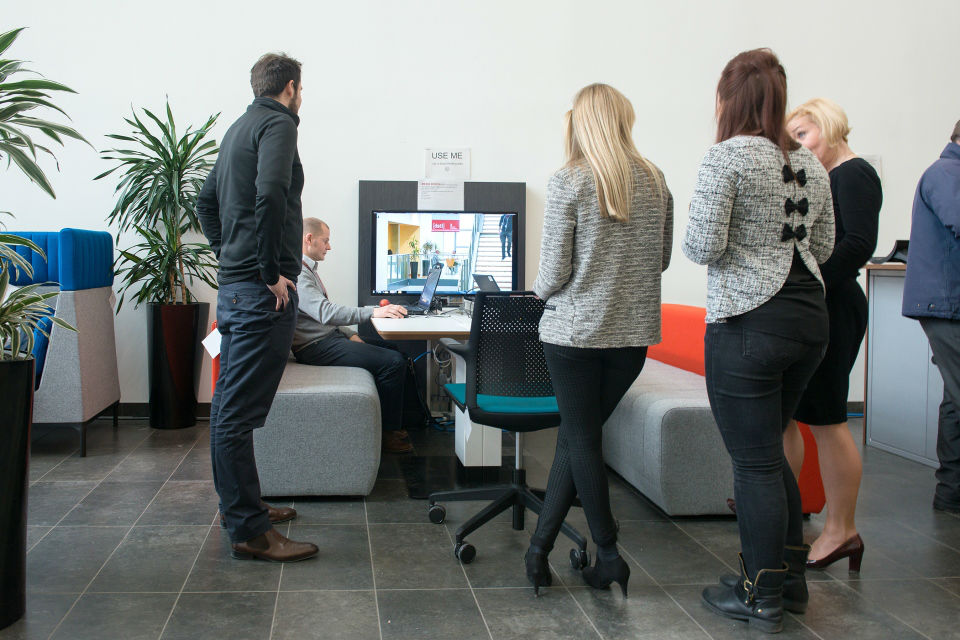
581, 554, 630, 597
718, 544, 809, 614
702, 554, 787, 634
524, 547, 552, 596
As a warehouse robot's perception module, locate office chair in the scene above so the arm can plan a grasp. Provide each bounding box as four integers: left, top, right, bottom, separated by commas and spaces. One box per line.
427, 292, 589, 568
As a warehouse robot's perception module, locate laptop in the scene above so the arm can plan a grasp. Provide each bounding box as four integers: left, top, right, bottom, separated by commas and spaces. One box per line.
405, 265, 443, 315
472, 273, 501, 292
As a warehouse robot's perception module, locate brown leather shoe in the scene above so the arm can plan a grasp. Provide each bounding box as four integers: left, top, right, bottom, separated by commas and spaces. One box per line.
383, 430, 414, 453
220, 501, 298, 529
231, 527, 318, 562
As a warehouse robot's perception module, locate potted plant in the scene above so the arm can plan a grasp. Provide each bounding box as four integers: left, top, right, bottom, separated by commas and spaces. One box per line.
421, 240, 434, 275
96, 101, 219, 429
0, 26, 85, 631
408, 237, 421, 279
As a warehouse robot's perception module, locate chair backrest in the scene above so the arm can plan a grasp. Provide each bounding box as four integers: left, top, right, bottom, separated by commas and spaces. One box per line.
6, 228, 113, 290
467, 292, 553, 401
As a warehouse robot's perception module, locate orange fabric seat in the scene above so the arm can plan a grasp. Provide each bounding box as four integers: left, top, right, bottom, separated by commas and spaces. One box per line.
649, 304, 826, 514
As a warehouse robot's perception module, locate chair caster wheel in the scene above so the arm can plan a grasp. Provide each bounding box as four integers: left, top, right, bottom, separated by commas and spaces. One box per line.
455, 541, 476, 564
428, 503, 446, 524
570, 548, 590, 570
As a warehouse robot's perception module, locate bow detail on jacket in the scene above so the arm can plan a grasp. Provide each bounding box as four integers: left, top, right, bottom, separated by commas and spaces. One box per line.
781, 223, 807, 242
782, 165, 807, 186
784, 197, 809, 215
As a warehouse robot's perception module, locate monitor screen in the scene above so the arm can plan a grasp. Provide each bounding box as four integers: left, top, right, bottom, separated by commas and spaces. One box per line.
372, 211, 517, 295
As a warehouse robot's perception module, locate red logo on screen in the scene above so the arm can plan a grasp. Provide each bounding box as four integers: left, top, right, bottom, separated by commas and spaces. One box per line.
432, 219, 460, 232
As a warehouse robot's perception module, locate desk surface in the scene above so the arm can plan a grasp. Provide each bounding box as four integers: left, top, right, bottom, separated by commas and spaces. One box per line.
371, 311, 471, 341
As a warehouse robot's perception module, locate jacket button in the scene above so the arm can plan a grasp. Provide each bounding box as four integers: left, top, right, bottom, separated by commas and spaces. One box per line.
929, 304, 936, 310
232, 298, 237, 304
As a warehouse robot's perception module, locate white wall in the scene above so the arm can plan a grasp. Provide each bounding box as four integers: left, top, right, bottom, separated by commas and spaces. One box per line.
4, 0, 958, 403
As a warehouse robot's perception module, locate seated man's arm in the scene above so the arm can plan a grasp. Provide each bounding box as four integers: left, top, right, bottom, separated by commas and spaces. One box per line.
297, 269, 373, 327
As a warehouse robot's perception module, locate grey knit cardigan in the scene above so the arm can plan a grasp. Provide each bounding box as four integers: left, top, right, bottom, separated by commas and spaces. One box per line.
533, 161, 674, 348
682, 136, 835, 323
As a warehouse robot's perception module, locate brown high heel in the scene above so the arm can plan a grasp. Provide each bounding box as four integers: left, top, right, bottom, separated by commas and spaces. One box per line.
805, 534, 864, 572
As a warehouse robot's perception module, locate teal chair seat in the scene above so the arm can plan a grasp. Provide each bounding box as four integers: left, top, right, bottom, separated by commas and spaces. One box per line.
443, 383, 558, 415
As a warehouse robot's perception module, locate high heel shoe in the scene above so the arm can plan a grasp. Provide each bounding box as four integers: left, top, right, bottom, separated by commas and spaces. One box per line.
524, 548, 552, 596
582, 555, 630, 597
806, 533, 864, 572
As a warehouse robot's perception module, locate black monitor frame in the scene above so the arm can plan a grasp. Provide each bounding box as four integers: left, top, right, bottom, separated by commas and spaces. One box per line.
358, 181, 525, 306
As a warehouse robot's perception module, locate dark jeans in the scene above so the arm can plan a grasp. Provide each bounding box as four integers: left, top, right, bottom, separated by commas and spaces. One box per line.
532, 343, 648, 551
500, 231, 511, 260
920, 318, 960, 508
210, 280, 298, 543
294, 333, 406, 431
705, 323, 825, 577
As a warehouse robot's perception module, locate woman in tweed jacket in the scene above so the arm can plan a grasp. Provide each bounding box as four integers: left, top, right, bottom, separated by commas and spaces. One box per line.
683, 49, 834, 633
526, 83, 673, 598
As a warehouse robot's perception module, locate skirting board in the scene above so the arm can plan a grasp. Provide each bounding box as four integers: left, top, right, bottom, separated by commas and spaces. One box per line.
118, 403, 211, 419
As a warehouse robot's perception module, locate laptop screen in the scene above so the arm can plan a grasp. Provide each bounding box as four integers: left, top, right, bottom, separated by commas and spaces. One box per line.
417, 266, 443, 309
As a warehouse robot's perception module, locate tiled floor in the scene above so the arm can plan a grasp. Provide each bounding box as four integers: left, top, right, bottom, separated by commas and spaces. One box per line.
5, 417, 960, 639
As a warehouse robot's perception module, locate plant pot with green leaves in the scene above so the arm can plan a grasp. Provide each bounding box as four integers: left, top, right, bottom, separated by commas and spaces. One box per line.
97, 102, 219, 429
408, 238, 420, 279
0, 26, 85, 631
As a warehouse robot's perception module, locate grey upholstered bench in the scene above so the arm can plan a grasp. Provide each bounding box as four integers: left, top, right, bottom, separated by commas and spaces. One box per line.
602, 359, 735, 516
254, 362, 381, 497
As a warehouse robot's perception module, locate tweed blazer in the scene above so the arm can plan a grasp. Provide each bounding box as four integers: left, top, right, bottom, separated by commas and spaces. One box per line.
533, 161, 674, 348
682, 136, 835, 323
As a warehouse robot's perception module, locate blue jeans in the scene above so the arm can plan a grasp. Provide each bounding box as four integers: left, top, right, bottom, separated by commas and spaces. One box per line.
210, 280, 298, 542
705, 323, 825, 577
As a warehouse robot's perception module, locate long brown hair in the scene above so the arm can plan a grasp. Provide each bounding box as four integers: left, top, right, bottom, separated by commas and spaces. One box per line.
715, 49, 799, 154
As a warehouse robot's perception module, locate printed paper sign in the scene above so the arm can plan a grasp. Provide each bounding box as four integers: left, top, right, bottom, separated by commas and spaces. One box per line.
425, 148, 471, 179
418, 180, 464, 211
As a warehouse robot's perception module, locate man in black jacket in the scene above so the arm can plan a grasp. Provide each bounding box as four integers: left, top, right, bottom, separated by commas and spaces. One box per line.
197, 53, 317, 562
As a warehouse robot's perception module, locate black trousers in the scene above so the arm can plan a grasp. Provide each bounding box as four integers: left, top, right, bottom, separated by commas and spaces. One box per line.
532, 343, 647, 551
294, 333, 406, 431
920, 318, 960, 509
705, 323, 825, 577
210, 280, 298, 543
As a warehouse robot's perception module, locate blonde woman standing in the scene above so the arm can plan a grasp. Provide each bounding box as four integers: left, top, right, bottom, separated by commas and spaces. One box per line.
526, 83, 673, 597
784, 99, 881, 571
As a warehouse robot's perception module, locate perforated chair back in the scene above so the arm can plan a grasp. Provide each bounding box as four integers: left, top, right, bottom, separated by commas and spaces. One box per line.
461, 292, 559, 431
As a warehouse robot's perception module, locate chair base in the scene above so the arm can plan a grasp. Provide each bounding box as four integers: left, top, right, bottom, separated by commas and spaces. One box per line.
428, 467, 587, 562
38, 401, 120, 457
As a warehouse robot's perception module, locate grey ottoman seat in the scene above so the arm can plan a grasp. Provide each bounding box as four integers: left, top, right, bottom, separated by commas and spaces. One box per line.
602, 359, 734, 516
254, 362, 381, 497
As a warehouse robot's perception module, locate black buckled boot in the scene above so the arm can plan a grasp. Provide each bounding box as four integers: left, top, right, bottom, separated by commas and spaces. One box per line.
702, 554, 788, 634
718, 544, 809, 614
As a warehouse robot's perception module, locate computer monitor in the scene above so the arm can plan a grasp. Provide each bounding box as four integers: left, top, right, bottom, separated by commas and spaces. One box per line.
371, 211, 518, 296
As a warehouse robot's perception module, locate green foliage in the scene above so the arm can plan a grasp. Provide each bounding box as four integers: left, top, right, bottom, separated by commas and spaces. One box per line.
96, 100, 220, 309
408, 238, 420, 259
0, 27, 90, 200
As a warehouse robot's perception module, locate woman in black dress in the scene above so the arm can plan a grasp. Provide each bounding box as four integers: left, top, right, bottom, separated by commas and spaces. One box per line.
785, 98, 881, 572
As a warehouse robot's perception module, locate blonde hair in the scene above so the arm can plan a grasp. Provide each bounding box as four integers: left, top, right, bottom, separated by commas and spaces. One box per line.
303, 217, 328, 235
787, 97, 851, 147
564, 83, 663, 222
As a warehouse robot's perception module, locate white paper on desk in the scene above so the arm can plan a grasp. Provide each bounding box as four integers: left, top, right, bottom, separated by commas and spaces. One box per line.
202, 327, 222, 357
417, 179, 464, 211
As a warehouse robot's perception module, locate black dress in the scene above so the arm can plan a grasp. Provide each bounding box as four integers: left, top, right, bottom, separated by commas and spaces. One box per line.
794, 157, 882, 425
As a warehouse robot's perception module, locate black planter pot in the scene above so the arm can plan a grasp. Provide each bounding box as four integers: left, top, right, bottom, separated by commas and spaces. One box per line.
410, 261, 419, 279
0, 358, 34, 630
147, 302, 209, 429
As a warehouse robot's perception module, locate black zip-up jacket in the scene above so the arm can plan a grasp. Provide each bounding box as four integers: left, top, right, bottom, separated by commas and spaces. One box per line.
198, 97, 304, 286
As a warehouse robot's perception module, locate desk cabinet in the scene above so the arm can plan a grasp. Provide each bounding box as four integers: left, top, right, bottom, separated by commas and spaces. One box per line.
865, 265, 943, 467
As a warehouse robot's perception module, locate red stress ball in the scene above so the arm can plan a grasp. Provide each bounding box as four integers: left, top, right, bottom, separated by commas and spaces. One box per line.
379, 299, 390, 307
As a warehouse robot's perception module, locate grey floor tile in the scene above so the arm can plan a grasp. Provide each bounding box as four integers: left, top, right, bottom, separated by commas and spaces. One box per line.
799, 581, 929, 639
88, 525, 208, 593
378, 588, 488, 640
26, 526, 128, 593
618, 521, 732, 585
51, 593, 177, 640
37, 449, 131, 482
900, 512, 960, 551
608, 475, 670, 522
183, 526, 282, 593
474, 587, 599, 639
272, 590, 379, 640
289, 497, 366, 525
0, 593, 77, 640
279, 525, 373, 590
29, 453, 73, 482
933, 577, 960, 597
829, 517, 960, 579
160, 592, 276, 640
365, 479, 430, 524
104, 447, 190, 482
59, 481, 163, 526
168, 445, 213, 481
142, 425, 206, 449
672, 519, 741, 565
137, 480, 219, 525
27, 481, 97, 526
453, 520, 555, 589
369, 523, 468, 589
26, 526, 51, 552
570, 584, 709, 639
846, 578, 960, 638
661, 584, 819, 639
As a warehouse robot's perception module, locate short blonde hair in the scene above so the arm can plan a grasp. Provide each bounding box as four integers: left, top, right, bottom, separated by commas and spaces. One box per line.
303, 217, 327, 235
787, 97, 851, 147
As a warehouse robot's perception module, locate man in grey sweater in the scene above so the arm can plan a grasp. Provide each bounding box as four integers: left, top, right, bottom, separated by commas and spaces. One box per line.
293, 218, 414, 453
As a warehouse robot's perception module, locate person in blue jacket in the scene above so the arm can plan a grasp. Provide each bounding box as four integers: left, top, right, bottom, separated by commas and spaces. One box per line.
903, 120, 960, 514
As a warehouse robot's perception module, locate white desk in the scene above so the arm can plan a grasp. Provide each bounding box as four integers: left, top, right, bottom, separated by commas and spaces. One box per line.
371, 310, 502, 467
